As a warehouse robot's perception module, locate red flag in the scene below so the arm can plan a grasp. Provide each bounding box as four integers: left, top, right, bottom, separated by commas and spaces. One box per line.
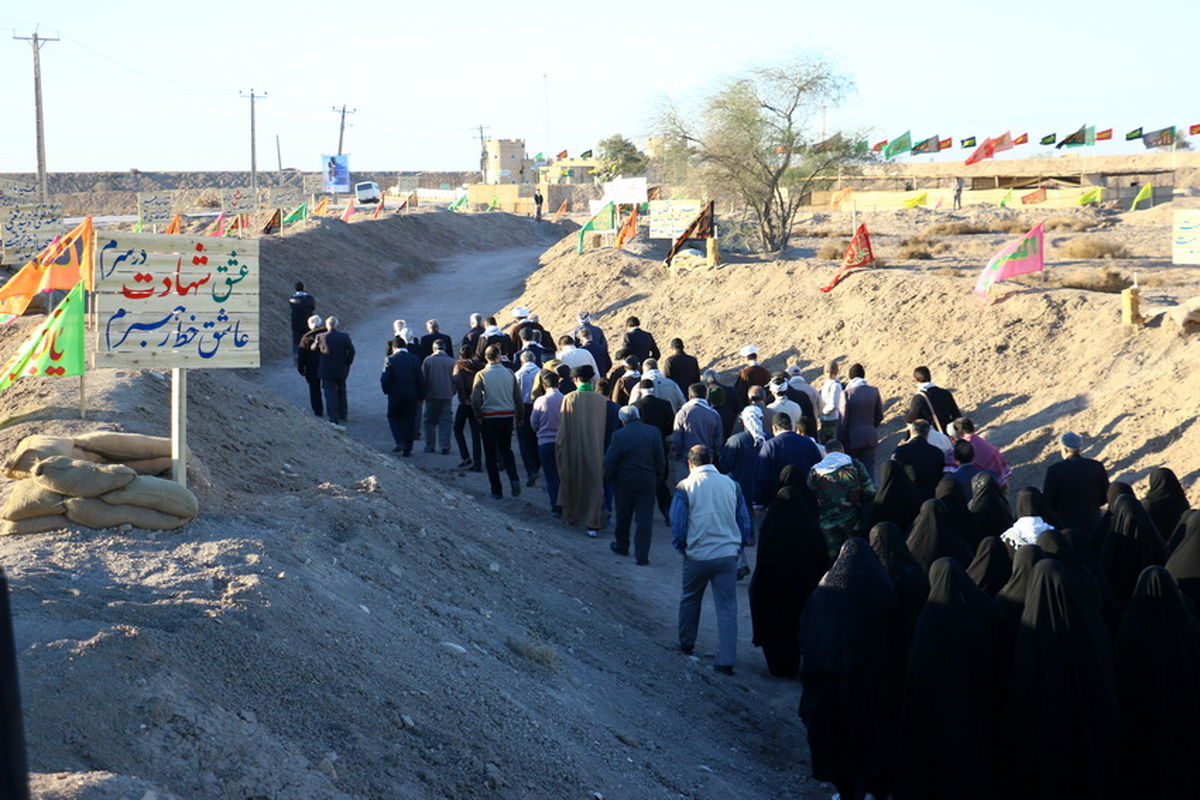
1013, 132, 1029, 145
556, 149, 568, 159
1021, 187, 1047, 205
992, 131, 1014, 152
1096, 129, 1113, 141
965, 137, 997, 166
938, 137, 952, 150
341, 197, 357, 222
1191, 124, 1200, 136
871, 139, 888, 152
819, 224, 875, 293
372, 196, 386, 218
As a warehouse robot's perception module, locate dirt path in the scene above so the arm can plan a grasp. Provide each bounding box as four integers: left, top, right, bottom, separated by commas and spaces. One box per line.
258, 246, 825, 798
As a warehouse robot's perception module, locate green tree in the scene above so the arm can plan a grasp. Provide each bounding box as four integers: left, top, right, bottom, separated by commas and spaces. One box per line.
657, 56, 870, 253
596, 134, 648, 181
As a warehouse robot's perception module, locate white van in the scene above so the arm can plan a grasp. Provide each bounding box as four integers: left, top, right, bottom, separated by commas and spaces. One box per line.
354, 181, 382, 204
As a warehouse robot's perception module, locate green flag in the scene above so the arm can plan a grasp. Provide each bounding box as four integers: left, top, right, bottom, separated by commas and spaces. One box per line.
283, 203, 308, 223
1040, 133, 1056, 146
486, 195, 499, 211
1125, 127, 1143, 141
1130, 183, 1152, 210
998, 188, 1014, 209
580, 149, 593, 159
883, 131, 912, 159
0, 281, 86, 391
533, 152, 544, 160
132, 219, 143, 233
576, 202, 614, 253
448, 194, 468, 211
960, 136, 977, 148
1078, 187, 1103, 205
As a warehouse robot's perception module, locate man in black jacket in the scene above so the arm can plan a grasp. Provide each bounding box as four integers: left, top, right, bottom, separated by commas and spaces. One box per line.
904, 365, 961, 433
621, 316, 660, 362
296, 314, 325, 417
633, 379, 675, 523
662, 338, 700, 396
316, 316, 355, 426
381, 343, 424, 455
891, 420, 946, 500
604, 405, 666, 564
288, 282, 315, 364
418, 319, 453, 361
1043, 432, 1110, 533
462, 313, 485, 353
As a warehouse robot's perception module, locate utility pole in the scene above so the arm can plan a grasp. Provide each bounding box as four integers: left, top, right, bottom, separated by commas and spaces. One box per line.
275, 134, 283, 182
13, 30, 60, 202
332, 104, 356, 155
240, 89, 266, 201
478, 124, 490, 182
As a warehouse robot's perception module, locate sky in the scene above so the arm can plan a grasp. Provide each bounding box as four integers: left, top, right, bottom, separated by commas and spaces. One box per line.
1, 0, 1196, 174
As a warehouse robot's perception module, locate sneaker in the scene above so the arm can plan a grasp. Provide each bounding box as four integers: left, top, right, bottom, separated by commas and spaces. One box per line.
586, 529, 598, 538
715, 665, 734, 676
609, 542, 628, 556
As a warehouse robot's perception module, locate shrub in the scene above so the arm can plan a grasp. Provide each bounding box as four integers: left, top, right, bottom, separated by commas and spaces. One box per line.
922, 221, 991, 236
1060, 236, 1129, 259
1054, 268, 1131, 293
818, 241, 847, 260
505, 637, 558, 668
1043, 216, 1094, 232
898, 236, 950, 260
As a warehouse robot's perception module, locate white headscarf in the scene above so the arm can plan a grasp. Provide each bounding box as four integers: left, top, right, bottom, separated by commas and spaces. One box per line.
740, 405, 766, 447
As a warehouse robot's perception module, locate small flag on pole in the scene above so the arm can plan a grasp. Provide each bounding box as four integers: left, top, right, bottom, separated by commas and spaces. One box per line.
960, 136, 977, 149
1190, 124, 1200, 136
883, 131, 913, 159
616, 206, 639, 248
1021, 187, 1047, 205
0, 217, 95, 323
871, 140, 888, 152
262, 208, 282, 234
556, 149, 568, 158
938, 137, 952, 151
208, 212, 227, 236
163, 214, 183, 235
1012, 133, 1029, 146
533, 152, 544, 160
1130, 183, 1153, 210
992, 132, 1014, 153
974, 223, 1044, 299
912, 135, 940, 155
998, 189, 1014, 208
579, 150, 593, 159
1078, 187, 1103, 205
341, 198, 357, 222
819, 224, 875, 293
965, 137, 997, 166
1125, 127, 1144, 141
0, 281, 86, 390
312, 197, 330, 216
373, 197, 386, 218
1143, 127, 1176, 149
486, 195, 500, 212
553, 199, 568, 222
1040, 133, 1056, 146
1096, 128, 1113, 141
283, 203, 308, 224
903, 191, 928, 209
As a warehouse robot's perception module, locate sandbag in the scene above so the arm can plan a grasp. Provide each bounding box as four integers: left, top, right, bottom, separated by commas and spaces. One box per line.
3, 436, 74, 479
32, 457, 137, 498
100, 476, 198, 519
64, 497, 187, 531
0, 515, 70, 536
69, 447, 104, 464
2, 482, 66, 521
73, 431, 172, 462
124, 457, 173, 476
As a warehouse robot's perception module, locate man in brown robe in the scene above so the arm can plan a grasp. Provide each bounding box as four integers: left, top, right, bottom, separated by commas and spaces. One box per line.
556, 364, 608, 536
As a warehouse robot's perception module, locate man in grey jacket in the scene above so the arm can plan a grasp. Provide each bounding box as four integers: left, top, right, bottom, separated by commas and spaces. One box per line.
470, 345, 524, 499
421, 340, 456, 455
604, 406, 666, 565
671, 445, 753, 675
671, 384, 724, 462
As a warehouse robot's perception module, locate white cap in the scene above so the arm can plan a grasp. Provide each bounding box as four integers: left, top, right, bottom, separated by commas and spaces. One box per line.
739, 345, 758, 358
513, 306, 530, 318
786, 365, 802, 376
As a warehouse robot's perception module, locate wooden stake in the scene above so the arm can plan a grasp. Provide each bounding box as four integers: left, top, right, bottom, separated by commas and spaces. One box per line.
79, 375, 86, 420
171, 368, 188, 489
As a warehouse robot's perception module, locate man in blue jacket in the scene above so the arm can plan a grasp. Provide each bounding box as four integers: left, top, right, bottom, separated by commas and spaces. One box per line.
382, 339, 424, 456
754, 414, 821, 506
604, 405, 666, 565
315, 316, 355, 426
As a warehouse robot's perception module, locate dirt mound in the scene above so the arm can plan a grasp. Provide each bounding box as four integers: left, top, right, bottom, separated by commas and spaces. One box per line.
511, 216, 1200, 498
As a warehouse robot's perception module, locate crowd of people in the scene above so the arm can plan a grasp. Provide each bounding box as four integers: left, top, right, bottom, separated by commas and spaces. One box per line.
289, 289, 1199, 800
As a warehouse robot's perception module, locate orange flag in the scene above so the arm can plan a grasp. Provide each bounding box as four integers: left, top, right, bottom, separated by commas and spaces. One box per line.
553, 199, 568, 222
0, 217, 95, 322
372, 197, 386, 219
819, 224, 875, 293
1021, 187, 1047, 205
163, 214, 183, 234
616, 206, 639, 248
341, 198, 357, 222
312, 197, 330, 216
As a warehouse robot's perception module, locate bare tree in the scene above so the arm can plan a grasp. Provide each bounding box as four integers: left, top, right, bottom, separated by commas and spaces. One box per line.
657, 57, 869, 253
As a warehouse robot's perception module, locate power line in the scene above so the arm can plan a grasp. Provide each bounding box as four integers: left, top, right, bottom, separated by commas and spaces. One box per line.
13, 29, 59, 201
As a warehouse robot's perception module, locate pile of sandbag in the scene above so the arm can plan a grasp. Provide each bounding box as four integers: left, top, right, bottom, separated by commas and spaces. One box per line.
1, 432, 199, 535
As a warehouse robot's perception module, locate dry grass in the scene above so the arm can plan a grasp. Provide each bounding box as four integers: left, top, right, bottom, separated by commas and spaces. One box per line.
505, 637, 559, 668
933, 266, 964, 278
898, 236, 950, 260
1043, 216, 1094, 232
1059, 236, 1130, 260
1052, 268, 1131, 294
922, 221, 991, 236
994, 218, 1034, 233
817, 241, 847, 260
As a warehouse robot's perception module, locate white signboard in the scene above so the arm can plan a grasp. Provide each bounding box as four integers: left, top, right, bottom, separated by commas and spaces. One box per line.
302, 173, 322, 194
602, 177, 648, 205
222, 187, 255, 214
1172, 210, 1200, 265
1, 203, 66, 264
267, 187, 304, 209
396, 176, 420, 194
93, 232, 260, 369
0, 178, 38, 202
648, 200, 703, 239
137, 192, 174, 226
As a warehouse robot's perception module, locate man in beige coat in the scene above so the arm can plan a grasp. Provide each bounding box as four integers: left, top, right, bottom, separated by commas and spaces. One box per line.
556, 365, 608, 536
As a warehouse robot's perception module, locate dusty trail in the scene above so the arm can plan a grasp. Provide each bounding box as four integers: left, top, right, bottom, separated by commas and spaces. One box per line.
258, 244, 822, 798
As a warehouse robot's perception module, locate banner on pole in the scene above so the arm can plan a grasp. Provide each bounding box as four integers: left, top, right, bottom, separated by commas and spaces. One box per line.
2, 203, 66, 265
0, 281, 86, 391
302, 173, 323, 194
137, 192, 174, 226
0, 178, 39, 202
93, 232, 260, 368
648, 200, 703, 239
267, 187, 303, 210
322, 155, 350, 193
222, 188, 255, 214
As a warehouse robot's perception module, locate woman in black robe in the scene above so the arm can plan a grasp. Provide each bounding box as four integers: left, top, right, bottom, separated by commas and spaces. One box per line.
894, 558, 1008, 800
1166, 508, 1198, 554
869, 522, 929, 630
1007, 559, 1120, 800
0, 568, 27, 800
1166, 511, 1200, 609
934, 476, 983, 550
994, 543, 1044, 630
861, 461, 922, 533
1114, 566, 1200, 800
966, 536, 1012, 596
798, 538, 897, 800
1044, 528, 1125, 631
1100, 494, 1166, 604
748, 485, 830, 678
906, 499, 973, 573
777, 463, 811, 493
1091, 481, 1135, 553
1141, 467, 1190, 546
967, 470, 1013, 540
1016, 485, 1061, 528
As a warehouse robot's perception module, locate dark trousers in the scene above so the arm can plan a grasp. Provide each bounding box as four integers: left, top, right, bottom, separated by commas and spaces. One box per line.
849, 445, 877, 482
516, 404, 540, 479
614, 484, 656, 562
387, 395, 420, 452
305, 376, 323, 416
480, 416, 518, 495
654, 442, 672, 518
537, 442, 560, 512
321, 379, 348, 424
678, 556, 738, 667
454, 402, 481, 466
